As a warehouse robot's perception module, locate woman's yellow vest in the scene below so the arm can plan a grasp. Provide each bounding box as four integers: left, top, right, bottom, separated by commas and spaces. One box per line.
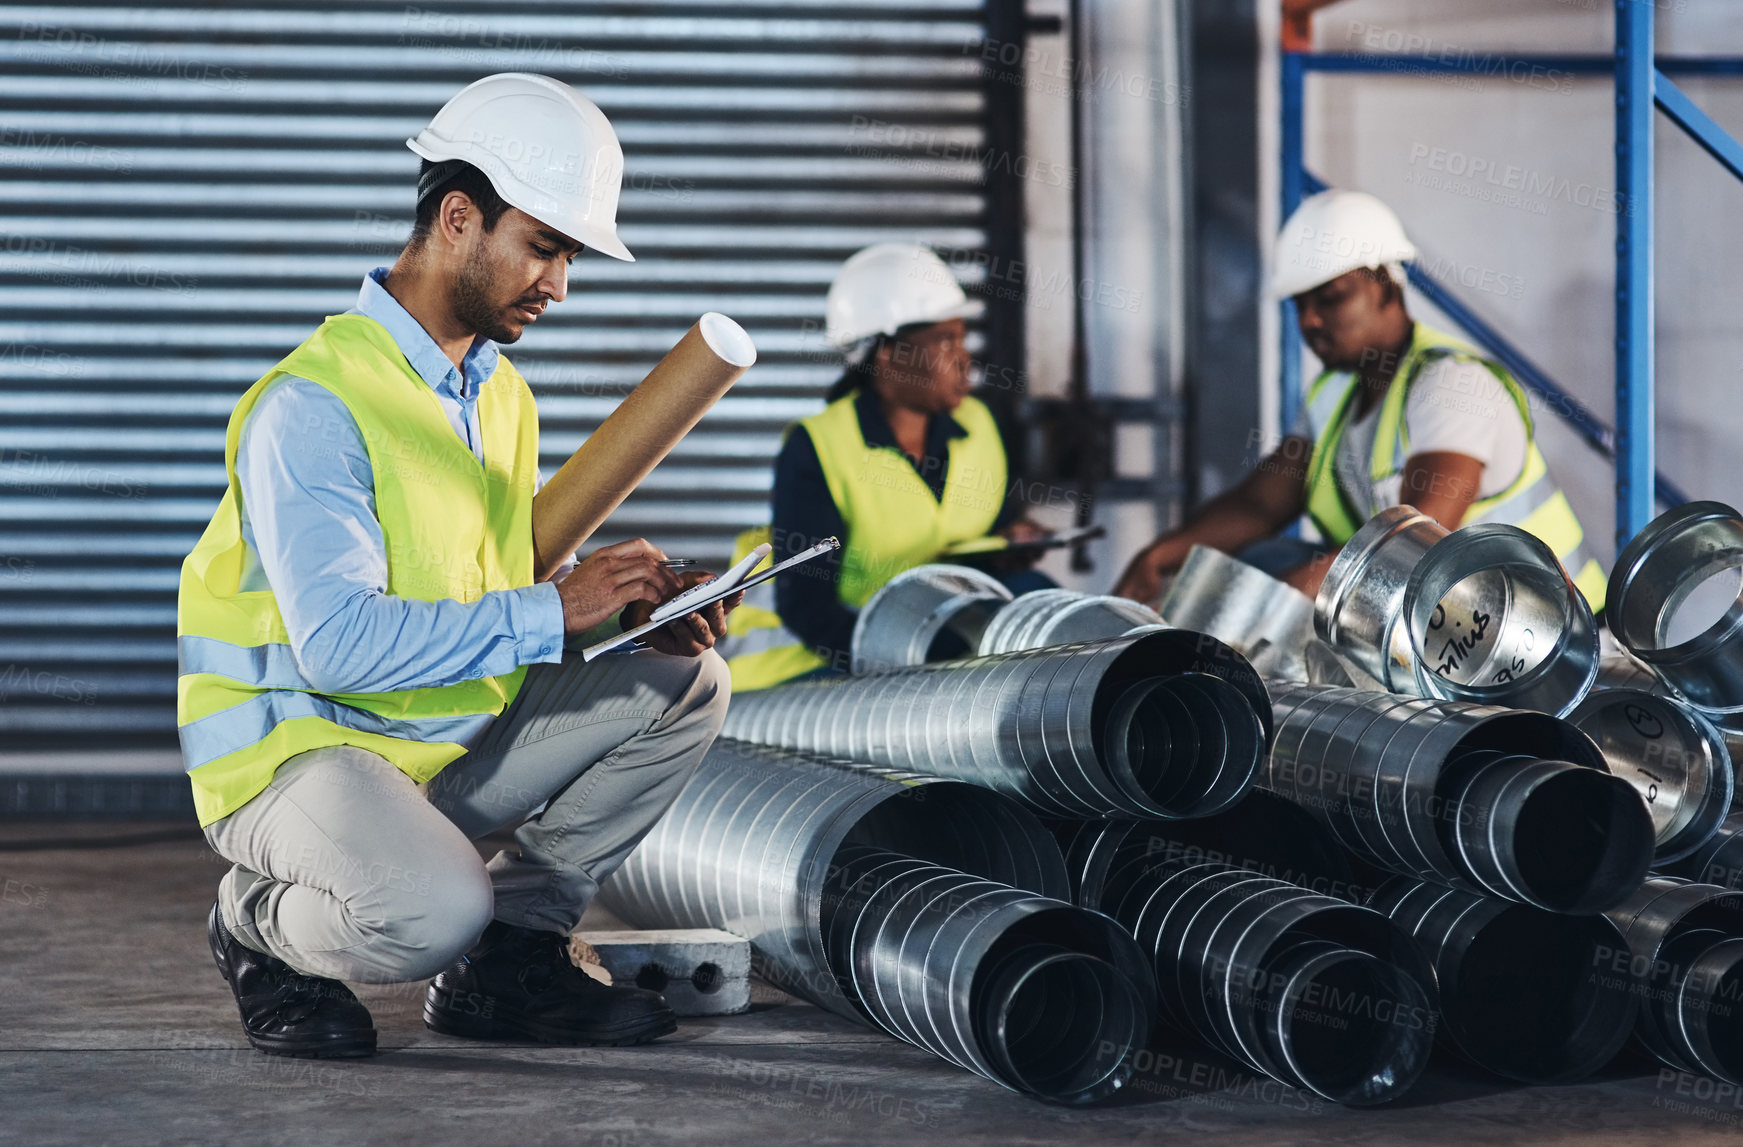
724, 391, 1008, 691
1301, 323, 1606, 609
177, 314, 540, 826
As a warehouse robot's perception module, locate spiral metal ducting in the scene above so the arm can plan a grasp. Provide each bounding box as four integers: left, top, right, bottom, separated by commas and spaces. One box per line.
1367, 876, 1638, 1083
1263, 683, 1655, 914
1068, 830, 1436, 1107
1314, 506, 1447, 690
601, 739, 1158, 1103
1568, 688, 1733, 864
1401, 524, 1600, 716
1159, 545, 1315, 681
1605, 878, 1743, 1085
1053, 789, 1359, 909
820, 845, 1155, 1104
1664, 812, 1743, 890
723, 630, 1272, 819
849, 565, 1013, 675
974, 590, 1165, 657
1609, 501, 1743, 716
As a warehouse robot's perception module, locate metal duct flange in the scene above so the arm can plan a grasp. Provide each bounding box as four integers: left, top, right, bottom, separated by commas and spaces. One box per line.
1568, 688, 1733, 864
1610, 501, 1743, 715
1078, 841, 1436, 1106
1367, 876, 1638, 1083
822, 846, 1155, 1105
975, 590, 1164, 657
604, 741, 1163, 1103
1264, 683, 1655, 913
1606, 878, 1743, 1084
1402, 524, 1600, 716
1315, 506, 1448, 690
850, 564, 1014, 675
725, 630, 1272, 820
1159, 545, 1316, 680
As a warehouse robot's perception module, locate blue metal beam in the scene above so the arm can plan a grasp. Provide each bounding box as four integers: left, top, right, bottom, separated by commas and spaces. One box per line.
1279, 52, 1307, 436
1655, 70, 1743, 183
1616, 0, 1656, 550
1296, 53, 1743, 77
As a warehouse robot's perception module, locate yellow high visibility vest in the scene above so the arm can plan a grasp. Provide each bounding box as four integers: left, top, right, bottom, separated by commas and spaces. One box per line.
724, 391, 1008, 691
177, 314, 540, 825
1301, 323, 1606, 609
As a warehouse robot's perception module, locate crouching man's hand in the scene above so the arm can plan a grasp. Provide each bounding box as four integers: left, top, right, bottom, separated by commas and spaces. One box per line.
620, 570, 745, 657
557, 539, 681, 636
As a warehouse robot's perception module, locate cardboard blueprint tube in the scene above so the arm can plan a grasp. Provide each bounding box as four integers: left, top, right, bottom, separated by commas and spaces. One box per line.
531, 312, 757, 580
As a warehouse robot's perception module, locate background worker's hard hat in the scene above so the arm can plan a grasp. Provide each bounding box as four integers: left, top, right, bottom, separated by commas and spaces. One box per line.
1271, 189, 1417, 299
825, 243, 979, 352
407, 72, 634, 262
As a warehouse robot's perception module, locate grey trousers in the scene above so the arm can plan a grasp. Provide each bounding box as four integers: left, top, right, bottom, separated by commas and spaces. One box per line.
203, 649, 729, 984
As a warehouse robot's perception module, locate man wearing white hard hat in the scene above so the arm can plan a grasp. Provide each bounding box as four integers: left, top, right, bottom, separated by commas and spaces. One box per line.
721, 243, 1050, 691
1115, 188, 1603, 606
181, 74, 735, 1059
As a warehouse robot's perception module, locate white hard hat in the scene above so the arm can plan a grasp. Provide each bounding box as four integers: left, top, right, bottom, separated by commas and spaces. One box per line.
407, 72, 633, 262
825, 243, 978, 352
1272, 189, 1416, 299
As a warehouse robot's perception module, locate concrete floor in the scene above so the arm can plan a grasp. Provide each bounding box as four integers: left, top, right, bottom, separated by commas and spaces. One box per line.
2, 822, 1739, 1146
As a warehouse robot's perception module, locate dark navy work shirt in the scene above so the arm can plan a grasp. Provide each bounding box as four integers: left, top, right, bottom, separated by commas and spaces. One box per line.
770, 387, 1014, 667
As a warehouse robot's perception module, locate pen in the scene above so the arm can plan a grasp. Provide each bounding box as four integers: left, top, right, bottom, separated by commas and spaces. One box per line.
660, 558, 698, 569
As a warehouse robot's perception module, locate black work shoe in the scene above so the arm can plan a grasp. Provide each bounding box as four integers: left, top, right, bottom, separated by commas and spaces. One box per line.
424, 920, 677, 1047
207, 900, 377, 1059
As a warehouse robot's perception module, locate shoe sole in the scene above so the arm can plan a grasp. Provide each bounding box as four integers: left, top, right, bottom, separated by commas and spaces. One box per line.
209, 907, 378, 1060
423, 990, 677, 1048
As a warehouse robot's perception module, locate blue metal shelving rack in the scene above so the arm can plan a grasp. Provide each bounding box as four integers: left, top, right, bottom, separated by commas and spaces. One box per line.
1280, 3, 1743, 550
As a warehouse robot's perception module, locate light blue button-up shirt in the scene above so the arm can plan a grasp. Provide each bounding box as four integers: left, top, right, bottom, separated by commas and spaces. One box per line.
233, 268, 566, 743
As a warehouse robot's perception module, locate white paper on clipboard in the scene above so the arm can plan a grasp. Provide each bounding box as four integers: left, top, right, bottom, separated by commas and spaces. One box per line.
582, 537, 842, 661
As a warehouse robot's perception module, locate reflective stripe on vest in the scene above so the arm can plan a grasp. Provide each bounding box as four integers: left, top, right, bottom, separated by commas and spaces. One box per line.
176, 314, 539, 826
1301, 323, 1605, 609
723, 391, 1009, 691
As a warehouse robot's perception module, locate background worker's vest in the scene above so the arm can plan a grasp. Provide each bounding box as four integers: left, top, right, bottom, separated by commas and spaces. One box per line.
1301, 323, 1607, 608
177, 314, 540, 826
724, 391, 1008, 690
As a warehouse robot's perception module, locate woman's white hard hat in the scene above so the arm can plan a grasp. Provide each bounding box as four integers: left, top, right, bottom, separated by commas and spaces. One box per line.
825, 243, 979, 351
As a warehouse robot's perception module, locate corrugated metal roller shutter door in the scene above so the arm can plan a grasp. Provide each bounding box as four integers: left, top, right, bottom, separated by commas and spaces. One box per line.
0, 2, 1000, 743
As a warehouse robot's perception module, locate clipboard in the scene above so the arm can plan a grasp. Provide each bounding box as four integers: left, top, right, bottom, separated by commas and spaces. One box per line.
939, 524, 1106, 558
582, 536, 842, 661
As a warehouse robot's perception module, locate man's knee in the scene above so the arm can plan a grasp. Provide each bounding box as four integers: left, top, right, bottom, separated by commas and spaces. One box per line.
346, 854, 493, 982
685, 648, 731, 727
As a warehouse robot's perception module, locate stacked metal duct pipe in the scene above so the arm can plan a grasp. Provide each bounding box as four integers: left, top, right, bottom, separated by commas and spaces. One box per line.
1064, 824, 1436, 1106
600, 739, 1156, 1104
1665, 812, 1743, 889
820, 845, 1154, 1103
725, 630, 1272, 820
849, 564, 1013, 675
1314, 506, 1600, 716
1605, 878, 1743, 1084
1158, 545, 1316, 681
1367, 877, 1638, 1083
1263, 683, 1655, 912
1053, 789, 1361, 909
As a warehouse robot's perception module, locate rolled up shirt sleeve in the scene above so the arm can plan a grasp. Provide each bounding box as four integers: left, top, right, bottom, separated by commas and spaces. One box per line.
235, 377, 566, 696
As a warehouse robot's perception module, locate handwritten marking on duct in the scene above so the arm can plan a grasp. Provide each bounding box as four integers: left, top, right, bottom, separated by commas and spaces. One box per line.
1428, 603, 1494, 678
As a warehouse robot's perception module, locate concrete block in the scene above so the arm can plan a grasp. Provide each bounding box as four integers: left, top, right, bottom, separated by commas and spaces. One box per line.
571, 928, 751, 1016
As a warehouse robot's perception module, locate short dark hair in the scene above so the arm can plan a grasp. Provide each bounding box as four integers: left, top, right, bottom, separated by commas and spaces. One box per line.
409, 160, 511, 244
